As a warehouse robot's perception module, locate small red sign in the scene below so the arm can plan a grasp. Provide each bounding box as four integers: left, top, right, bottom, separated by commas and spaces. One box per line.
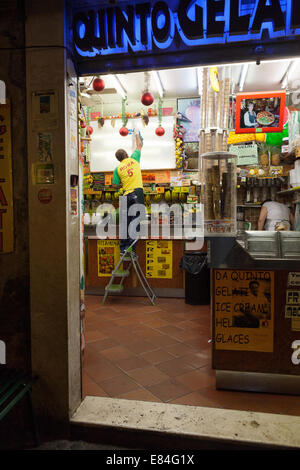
38, 188, 52, 204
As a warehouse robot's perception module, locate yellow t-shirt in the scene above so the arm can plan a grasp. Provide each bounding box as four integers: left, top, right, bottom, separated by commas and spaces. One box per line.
112, 150, 143, 195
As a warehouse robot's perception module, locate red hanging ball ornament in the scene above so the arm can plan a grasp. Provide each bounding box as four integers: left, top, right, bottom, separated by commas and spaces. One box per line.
86, 125, 93, 135
155, 126, 165, 137
141, 92, 154, 106
93, 78, 105, 92
119, 127, 129, 137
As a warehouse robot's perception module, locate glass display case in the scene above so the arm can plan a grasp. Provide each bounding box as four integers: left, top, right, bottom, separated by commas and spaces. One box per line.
200, 151, 237, 235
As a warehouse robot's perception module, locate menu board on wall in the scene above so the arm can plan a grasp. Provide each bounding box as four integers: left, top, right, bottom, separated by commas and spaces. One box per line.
214, 269, 274, 352
97, 240, 120, 277
285, 274, 300, 331
146, 240, 172, 279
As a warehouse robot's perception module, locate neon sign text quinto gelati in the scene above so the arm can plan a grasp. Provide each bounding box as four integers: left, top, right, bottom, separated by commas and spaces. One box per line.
72, 0, 300, 57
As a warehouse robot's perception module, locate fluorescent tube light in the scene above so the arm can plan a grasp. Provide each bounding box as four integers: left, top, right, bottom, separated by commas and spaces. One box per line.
152, 70, 164, 97
239, 64, 249, 92
281, 60, 299, 89
196, 67, 203, 96
110, 75, 127, 99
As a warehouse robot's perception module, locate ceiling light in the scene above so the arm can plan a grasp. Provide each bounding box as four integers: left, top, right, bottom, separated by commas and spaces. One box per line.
281, 60, 299, 89
151, 70, 164, 97
196, 67, 203, 96
110, 75, 127, 99
239, 64, 249, 92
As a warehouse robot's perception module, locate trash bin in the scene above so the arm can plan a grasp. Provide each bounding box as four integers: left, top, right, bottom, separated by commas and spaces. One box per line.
179, 252, 210, 305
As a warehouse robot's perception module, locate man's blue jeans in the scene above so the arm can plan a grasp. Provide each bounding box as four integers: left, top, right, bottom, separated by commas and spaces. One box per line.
120, 188, 145, 253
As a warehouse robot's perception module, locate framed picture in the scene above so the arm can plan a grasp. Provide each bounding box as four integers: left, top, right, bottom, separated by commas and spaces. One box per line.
235, 91, 286, 134
177, 98, 201, 142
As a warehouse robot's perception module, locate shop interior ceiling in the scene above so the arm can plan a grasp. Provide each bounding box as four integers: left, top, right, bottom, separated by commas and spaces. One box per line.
79, 59, 299, 106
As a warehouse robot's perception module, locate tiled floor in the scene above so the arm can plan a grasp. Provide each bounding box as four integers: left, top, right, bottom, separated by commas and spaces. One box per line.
82, 295, 300, 416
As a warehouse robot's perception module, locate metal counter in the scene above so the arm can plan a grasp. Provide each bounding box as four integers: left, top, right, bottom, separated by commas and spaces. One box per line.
208, 231, 300, 270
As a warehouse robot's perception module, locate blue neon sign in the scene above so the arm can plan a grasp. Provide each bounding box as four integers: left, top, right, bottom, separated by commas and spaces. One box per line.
72, 0, 300, 58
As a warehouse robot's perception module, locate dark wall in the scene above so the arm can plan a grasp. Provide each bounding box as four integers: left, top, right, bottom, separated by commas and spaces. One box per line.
0, 1, 31, 449
0, 1, 30, 372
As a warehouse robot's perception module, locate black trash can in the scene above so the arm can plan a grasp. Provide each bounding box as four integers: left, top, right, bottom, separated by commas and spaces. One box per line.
179, 252, 210, 305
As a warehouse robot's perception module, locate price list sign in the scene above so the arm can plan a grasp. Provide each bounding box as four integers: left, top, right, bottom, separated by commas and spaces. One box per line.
214, 270, 274, 352
146, 240, 172, 279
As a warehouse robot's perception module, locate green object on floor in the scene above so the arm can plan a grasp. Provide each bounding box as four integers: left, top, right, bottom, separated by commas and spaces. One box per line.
0, 368, 38, 446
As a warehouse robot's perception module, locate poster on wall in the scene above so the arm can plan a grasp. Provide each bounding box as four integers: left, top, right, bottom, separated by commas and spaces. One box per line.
235, 92, 286, 134
97, 240, 121, 277
31, 90, 59, 131
214, 270, 274, 352
0, 100, 13, 253
177, 98, 201, 143
70, 188, 78, 216
146, 240, 172, 279
37, 132, 53, 162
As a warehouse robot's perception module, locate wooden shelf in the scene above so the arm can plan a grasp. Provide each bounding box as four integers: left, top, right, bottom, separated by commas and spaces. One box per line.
237, 204, 262, 208
277, 186, 300, 196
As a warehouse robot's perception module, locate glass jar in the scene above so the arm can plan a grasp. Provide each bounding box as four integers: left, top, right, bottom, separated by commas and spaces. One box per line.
200, 151, 237, 235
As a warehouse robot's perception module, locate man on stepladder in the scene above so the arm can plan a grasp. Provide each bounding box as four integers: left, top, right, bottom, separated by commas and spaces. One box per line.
112, 131, 144, 257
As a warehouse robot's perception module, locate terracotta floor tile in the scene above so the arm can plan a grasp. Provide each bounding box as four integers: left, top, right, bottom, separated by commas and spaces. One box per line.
84, 329, 107, 343
125, 339, 158, 354
85, 318, 116, 332
156, 325, 185, 337
99, 372, 140, 397
158, 328, 199, 342
82, 376, 109, 398
156, 357, 196, 377
110, 316, 144, 327
102, 325, 135, 338
100, 345, 135, 361
88, 337, 119, 352
140, 349, 176, 365
164, 343, 195, 358
176, 369, 215, 391
92, 308, 129, 320
147, 378, 190, 402
169, 391, 212, 407
132, 306, 163, 314
85, 359, 123, 383
114, 332, 139, 345
156, 312, 186, 324
114, 355, 150, 372
145, 333, 180, 348
82, 345, 105, 368
118, 388, 162, 403
132, 325, 164, 339
141, 318, 169, 329
180, 352, 211, 369
126, 365, 170, 387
